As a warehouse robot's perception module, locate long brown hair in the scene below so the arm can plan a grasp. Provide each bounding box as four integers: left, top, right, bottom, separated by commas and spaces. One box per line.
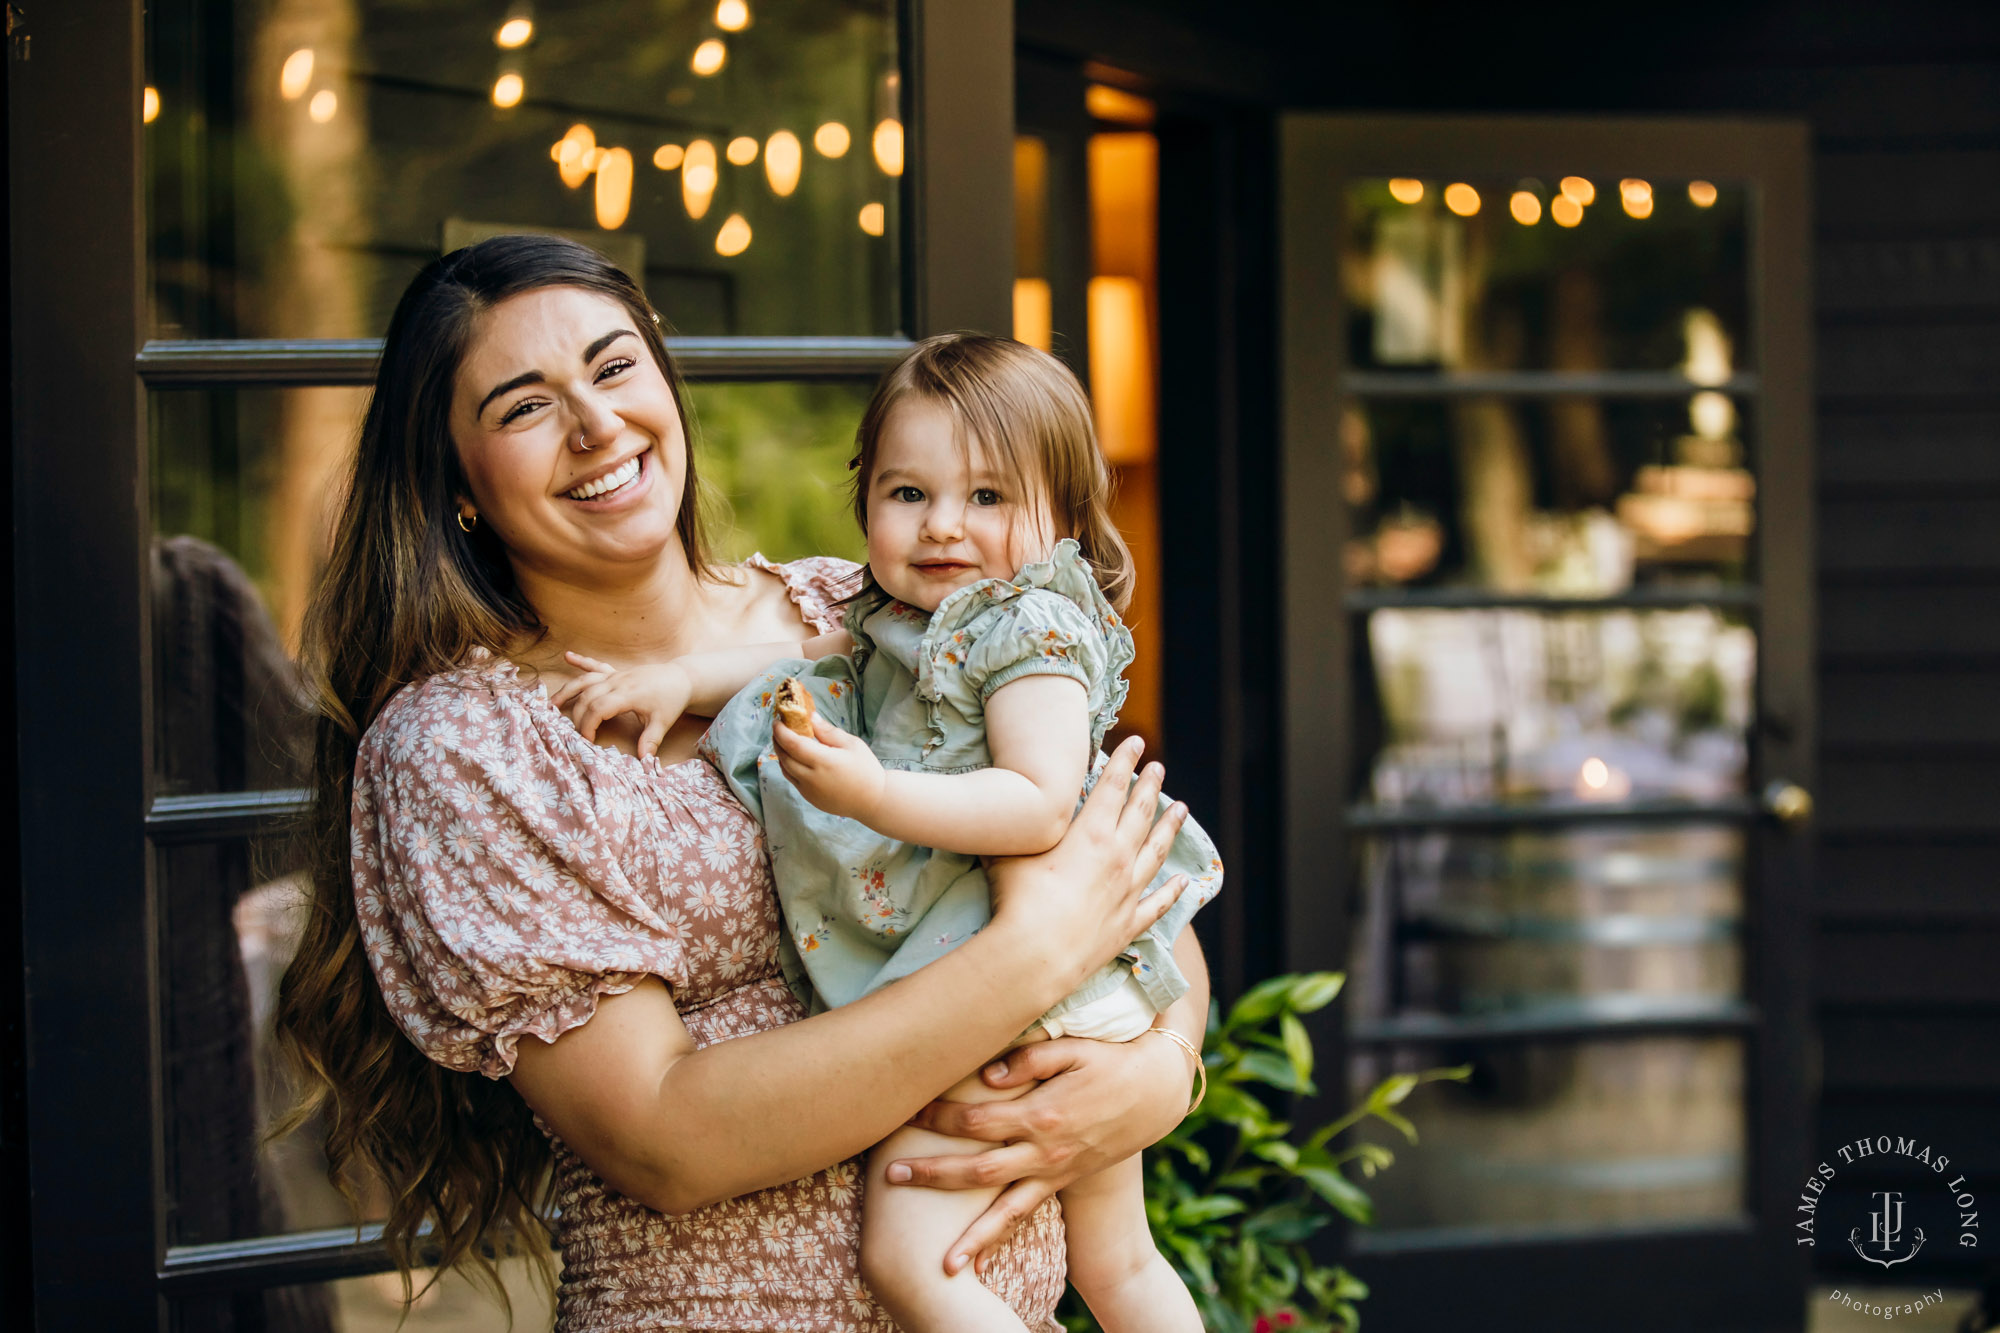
271, 234, 710, 1300
848, 332, 1136, 612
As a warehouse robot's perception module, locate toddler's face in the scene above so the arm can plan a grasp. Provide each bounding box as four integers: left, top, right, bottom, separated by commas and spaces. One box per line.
863, 399, 1055, 612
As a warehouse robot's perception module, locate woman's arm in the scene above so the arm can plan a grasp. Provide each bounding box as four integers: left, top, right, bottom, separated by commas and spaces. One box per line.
888, 925, 1212, 1275
772, 673, 1090, 855
507, 737, 1187, 1215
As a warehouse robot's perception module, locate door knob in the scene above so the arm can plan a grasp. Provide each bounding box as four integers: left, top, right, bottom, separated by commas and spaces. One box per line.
1762, 780, 1815, 829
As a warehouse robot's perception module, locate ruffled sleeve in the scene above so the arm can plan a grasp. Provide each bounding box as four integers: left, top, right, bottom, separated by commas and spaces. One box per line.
744, 553, 862, 635
961, 589, 1101, 700
353, 674, 686, 1079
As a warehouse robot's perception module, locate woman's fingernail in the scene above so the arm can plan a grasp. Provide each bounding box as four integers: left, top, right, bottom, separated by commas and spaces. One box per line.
885, 1163, 911, 1183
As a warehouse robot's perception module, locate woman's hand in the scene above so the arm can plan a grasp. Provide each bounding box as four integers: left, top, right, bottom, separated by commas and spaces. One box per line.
984, 735, 1189, 997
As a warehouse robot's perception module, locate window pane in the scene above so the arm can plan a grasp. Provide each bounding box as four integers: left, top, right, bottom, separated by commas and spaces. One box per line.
1346, 396, 1757, 594
147, 0, 901, 339
1351, 1035, 1747, 1234
1346, 826, 1745, 1028
686, 379, 871, 565
1359, 608, 1756, 809
1342, 177, 1749, 373
171, 1252, 555, 1333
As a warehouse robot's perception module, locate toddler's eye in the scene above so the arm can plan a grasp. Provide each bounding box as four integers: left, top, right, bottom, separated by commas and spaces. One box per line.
972, 488, 1003, 506
893, 485, 925, 503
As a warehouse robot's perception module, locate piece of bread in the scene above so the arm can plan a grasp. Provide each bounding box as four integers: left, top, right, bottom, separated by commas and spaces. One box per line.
775, 677, 816, 737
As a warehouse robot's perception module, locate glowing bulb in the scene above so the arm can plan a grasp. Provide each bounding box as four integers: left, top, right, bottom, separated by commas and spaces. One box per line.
654, 143, 684, 170
682, 139, 718, 218
1688, 180, 1718, 208
491, 73, 524, 108
764, 130, 802, 195
1624, 193, 1654, 219
308, 89, 338, 123
1620, 178, 1653, 218
859, 201, 885, 236
1560, 176, 1595, 205
280, 48, 314, 101
1690, 390, 1735, 440
814, 122, 851, 158
556, 123, 597, 188
714, 213, 752, 256
495, 17, 534, 48
1387, 178, 1424, 204
691, 39, 726, 76
726, 135, 758, 166
1551, 194, 1583, 227
872, 119, 903, 176
1580, 757, 1610, 790
1509, 190, 1542, 225
1443, 182, 1480, 217
595, 147, 633, 229
715, 0, 750, 30
142, 86, 160, 123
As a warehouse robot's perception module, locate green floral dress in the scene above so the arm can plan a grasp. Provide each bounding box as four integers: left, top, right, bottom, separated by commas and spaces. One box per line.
701, 539, 1222, 1031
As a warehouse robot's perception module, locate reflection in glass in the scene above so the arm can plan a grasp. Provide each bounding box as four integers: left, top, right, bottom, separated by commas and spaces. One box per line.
172, 1252, 555, 1332
1351, 1036, 1746, 1233
1361, 608, 1754, 808
1347, 827, 1744, 1026
146, 0, 900, 339
686, 380, 871, 565
1343, 178, 1749, 373
1344, 396, 1757, 595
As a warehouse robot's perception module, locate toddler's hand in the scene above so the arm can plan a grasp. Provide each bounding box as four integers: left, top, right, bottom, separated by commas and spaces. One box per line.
772, 713, 886, 823
551, 652, 693, 758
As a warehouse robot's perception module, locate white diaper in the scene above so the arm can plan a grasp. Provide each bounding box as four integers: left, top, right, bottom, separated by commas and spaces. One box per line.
1039, 972, 1158, 1043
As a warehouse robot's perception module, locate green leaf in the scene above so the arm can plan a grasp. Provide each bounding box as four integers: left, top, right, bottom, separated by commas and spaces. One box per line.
1231, 1048, 1312, 1093
1286, 972, 1346, 1013
1250, 1138, 1299, 1170
1224, 974, 1299, 1030
1280, 1011, 1315, 1083
1374, 1073, 1419, 1106
1170, 1196, 1249, 1226
1297, 1165, 1375, 1224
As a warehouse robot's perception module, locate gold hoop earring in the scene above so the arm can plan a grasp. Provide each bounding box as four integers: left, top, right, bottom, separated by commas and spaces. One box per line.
457, 511, 478, 533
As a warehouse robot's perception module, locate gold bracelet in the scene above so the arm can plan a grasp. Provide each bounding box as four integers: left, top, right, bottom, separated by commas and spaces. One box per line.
1148, 1026, 1207, 1114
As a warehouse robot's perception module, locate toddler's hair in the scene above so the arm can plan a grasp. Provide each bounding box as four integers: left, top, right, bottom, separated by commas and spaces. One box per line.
849, 332, 1136, 614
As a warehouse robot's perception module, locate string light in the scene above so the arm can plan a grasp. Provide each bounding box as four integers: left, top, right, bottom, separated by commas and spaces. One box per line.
495, 17, 533, 48
595, 147, 634, 229
714, 213, 752, 256
1688, 180, 1718, 207
682, 139, 718, 218
143, 86, 160, 123
859, 202, 885, 236
764, 130, 802, 195
1620, 178, 1653, 219
1387, 178, 1424, 204
491, 73, 524, 108
280, 48, 314, 101
1560, 176, 1595, 206
691, 39, 726, 76
814, 122, 851, 158
1551, 195, 1583, 227
871, 119, 903, 176
308, 89, 338, 123
726, 136, 758, 166
1443, 182, 1480, 216
1509, 190, 1542, 225
653, 143, 684, 170
555, 124, 597, 188
715, 0, 750, 30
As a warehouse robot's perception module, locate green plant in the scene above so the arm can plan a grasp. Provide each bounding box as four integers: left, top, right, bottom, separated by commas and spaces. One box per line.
1059, 973, 1468, 1333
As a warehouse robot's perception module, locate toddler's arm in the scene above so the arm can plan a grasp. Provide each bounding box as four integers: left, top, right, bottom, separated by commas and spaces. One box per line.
773, 673, 1091, 855
555, 631, 849, 755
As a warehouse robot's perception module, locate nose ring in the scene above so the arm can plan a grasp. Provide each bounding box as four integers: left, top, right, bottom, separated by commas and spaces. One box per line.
576, 430, 596, 451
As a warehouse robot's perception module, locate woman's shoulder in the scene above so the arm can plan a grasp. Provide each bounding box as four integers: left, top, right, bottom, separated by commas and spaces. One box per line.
741, 553, 864, 635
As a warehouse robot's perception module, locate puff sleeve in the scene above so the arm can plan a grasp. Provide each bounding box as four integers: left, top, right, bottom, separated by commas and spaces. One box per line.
960, 588, 1105, 704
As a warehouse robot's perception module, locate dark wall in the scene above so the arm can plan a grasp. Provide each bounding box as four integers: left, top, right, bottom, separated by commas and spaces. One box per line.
1022, 0, 2000, 1292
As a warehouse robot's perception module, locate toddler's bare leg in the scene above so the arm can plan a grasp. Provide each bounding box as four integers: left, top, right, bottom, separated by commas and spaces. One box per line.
860, 1069, 1034, 1333
1059, 1152, 1202, 1333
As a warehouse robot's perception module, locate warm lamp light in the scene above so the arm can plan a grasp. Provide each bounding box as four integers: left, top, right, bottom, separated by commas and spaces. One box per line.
1387, 178, 1425, 204
1084, 84, 1155, 126
1088, 275, 1156, 466
595, 147, 634, 229
715, 213, 752, 256
556, 124, 597, 188
1443, 182, 1480, 216
1551, 194, 1583, 227
1560, 176, 1595, 205
858, 201, 886, 236
715, 0, 750, 31
682, 139, 718, 218
726, 136, 758, 165
1509, 190, 1542, 225
491, 73, 524, 108
495, 17, 533, 48
1620, 178, 1653, 218
1688, 180, 1718, 207
280, 48, 314, 101
764, 131, 802, 195
1014, 278, 1052, 350
872, 119, 903, 176
653, 143, 684, 170
691, 39, 726, 76
814, 122, 851, 157
143, 86, 161, 123
308, 89, 338, 123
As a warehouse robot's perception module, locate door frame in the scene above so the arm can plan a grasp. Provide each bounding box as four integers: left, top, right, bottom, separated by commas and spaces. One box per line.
1278, 114, 1815, 1331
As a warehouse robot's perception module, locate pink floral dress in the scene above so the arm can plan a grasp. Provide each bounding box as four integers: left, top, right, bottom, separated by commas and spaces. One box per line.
353, 556, 1066, 1332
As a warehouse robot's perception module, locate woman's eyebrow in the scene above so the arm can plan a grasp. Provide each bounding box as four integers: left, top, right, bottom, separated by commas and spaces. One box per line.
477, 329, 638, 417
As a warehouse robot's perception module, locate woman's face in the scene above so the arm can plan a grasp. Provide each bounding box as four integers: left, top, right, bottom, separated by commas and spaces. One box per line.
450, 285, 688, 586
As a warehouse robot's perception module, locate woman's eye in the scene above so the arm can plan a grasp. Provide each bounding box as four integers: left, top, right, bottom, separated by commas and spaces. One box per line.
595, 357, 634, 382
972, 488, 1003, 506
498, 398, 544, 425
893, 485, 924, 503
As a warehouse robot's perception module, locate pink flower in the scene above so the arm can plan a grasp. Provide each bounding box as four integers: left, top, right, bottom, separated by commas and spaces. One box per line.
1255, 1319, 1273, 1333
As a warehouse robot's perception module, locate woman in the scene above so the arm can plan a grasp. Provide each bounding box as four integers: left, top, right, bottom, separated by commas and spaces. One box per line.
274, 234, 1209, 1332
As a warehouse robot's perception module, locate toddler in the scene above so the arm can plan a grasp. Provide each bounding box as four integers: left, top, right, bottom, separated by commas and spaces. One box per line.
555, 333, 1219, 1333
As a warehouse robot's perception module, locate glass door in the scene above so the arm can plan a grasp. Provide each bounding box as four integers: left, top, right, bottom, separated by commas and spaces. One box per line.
1279, 116, 1815, 1331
